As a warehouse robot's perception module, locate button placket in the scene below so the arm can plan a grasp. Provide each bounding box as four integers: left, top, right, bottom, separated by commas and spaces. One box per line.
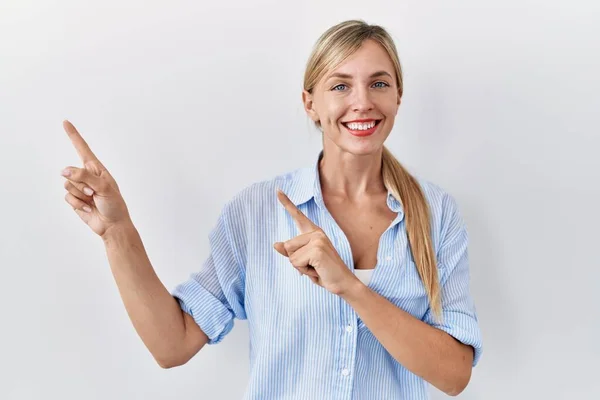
339, 309, 357, 384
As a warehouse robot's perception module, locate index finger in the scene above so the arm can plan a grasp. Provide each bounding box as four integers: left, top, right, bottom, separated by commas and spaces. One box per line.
63, 120, 100, 164
276, 189, 317, 233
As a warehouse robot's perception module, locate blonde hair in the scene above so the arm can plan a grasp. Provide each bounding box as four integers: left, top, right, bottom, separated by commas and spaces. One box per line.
303, 20, 442, 320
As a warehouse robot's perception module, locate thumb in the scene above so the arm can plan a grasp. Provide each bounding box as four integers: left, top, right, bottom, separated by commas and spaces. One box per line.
273, 242, 289, 257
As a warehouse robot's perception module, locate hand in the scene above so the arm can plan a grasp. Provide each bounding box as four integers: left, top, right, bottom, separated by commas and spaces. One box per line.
61, 120, 131, 238
273, 189, 360, 296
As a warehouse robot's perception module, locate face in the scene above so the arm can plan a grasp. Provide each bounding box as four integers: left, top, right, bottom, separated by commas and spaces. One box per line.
302, 39, 402, 156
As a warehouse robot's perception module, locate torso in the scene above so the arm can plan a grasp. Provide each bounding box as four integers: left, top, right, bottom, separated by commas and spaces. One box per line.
323, 192, 397, 270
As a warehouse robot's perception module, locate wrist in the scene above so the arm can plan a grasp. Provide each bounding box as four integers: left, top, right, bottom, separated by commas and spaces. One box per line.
337, 275, 368, 301
102, 220, 137, 246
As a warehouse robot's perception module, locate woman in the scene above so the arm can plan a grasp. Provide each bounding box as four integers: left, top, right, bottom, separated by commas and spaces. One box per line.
61, 20, 482, 399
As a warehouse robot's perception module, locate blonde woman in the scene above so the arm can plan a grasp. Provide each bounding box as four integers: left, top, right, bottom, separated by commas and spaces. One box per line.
61, 20, 482, 399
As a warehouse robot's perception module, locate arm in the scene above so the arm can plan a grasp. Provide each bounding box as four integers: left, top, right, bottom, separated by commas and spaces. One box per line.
59, 120, 208, 368
340, 281, 474, 396
103, 222, 209, 368
340, 197, 482, 396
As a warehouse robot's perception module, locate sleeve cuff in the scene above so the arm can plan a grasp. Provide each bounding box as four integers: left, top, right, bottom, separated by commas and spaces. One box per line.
172, 279, 235, 345
431, 310, 483, 367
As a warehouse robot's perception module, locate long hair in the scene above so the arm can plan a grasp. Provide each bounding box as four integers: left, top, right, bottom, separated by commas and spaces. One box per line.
303, 20, 441, 320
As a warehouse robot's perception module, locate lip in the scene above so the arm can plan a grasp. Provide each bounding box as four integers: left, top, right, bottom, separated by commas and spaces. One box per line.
342, 119, 382, 137
342, 118, 380, 123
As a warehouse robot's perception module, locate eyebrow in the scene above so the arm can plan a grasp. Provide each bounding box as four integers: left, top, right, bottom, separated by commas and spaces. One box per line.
326, 70, 393, 80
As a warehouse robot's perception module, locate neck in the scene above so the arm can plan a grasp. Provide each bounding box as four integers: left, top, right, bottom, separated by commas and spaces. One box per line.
318, 145, 387, 202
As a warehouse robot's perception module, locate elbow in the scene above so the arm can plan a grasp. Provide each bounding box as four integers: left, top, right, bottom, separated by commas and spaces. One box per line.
157, 359, 178, 369
444, 369, 472, 397
445, 386, 465, 397
443, 343, 475, 396
156, 358, 177, 369
155, 354, 188, 369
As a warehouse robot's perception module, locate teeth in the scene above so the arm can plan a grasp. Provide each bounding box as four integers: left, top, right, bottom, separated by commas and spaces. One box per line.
345, 121, 377, 130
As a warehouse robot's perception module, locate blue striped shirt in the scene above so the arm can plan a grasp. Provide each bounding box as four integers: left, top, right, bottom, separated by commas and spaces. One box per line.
172, 151, 483, 399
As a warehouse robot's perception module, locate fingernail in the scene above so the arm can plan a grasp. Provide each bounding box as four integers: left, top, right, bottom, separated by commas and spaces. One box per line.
61, 169, 71, 177
82, 205, 92, 212
83, 187, 94, 196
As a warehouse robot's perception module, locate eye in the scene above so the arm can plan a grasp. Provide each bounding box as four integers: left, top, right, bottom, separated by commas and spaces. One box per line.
373, 81, 390, 88
332, 84, 347, 91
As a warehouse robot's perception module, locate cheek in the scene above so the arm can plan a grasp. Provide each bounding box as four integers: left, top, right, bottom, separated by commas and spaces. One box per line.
377, 94, 399, 113
315, 94, 346, 125
325, 104, 347, 126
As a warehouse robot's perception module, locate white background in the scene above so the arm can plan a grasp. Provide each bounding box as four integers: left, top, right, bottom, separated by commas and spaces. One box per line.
1, 0, 599, 399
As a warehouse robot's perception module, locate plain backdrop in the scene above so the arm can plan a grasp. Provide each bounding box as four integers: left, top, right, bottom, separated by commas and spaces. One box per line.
1, 1, 599, 399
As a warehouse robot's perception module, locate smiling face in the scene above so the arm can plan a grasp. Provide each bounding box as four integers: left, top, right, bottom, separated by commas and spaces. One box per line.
302, 39, 402, 156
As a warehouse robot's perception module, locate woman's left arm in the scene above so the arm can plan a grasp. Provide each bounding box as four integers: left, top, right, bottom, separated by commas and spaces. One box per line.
340, 225, 482, 396
273, 189, 482, 396
340, 279, 474, 396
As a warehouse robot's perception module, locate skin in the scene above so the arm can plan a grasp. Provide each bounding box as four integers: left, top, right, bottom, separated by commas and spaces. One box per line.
61, 120, 131, 237
272, 39, 474, 396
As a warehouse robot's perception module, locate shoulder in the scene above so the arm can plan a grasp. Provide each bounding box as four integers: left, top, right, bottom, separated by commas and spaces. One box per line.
416, 178, 464, 220
211, 166, 306, 254
220, 165, 308, 221
413, 176, 468, 252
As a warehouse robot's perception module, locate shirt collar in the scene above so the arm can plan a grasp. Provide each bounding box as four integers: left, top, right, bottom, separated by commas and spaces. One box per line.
286, 150, 405, 216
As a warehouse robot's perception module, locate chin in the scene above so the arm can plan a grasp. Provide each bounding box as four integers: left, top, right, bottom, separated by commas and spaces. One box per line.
337, 140, 385, 156
343, 130, 390, 155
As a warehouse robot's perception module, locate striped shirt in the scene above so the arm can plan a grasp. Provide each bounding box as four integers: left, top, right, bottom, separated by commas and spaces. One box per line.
172, 151, 483, 399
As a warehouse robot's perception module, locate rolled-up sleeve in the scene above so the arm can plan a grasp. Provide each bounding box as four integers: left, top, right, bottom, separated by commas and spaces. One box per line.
171, 203, 246, 345
423, 195, 483, 367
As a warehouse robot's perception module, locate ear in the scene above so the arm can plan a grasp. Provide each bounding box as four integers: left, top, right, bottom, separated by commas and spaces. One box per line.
302, 89, 319, 122
397, 88, 402, 106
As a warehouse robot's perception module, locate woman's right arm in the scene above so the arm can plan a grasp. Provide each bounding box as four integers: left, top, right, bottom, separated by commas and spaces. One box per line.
102, 221, 209, 368
60, 120, 207, 368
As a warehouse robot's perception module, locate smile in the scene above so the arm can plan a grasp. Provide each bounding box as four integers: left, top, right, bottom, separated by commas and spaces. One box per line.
341, 119, 382, 137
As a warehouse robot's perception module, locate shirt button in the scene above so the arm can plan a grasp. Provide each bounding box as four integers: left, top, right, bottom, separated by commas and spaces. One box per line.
385, 255, 392, 261
346, 325, 353, 333
341, 368, 350, 376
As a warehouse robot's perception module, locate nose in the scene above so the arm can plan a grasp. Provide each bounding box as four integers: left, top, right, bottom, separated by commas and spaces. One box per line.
351, 86, 374, 112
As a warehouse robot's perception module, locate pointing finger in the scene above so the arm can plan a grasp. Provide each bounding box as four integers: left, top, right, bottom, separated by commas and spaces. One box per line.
63, 120, 104, 167
276, 189, 317, 233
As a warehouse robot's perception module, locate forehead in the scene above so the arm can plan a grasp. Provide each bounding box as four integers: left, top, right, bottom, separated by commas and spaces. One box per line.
325, 39, 395, 80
